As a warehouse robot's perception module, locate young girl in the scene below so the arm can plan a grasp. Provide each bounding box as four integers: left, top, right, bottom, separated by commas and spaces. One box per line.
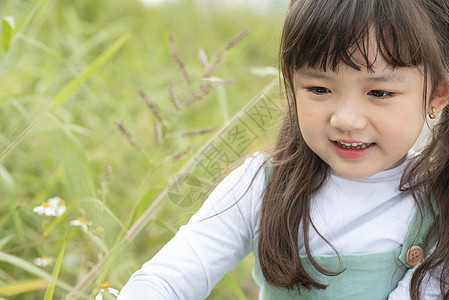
119, 0, 449, 299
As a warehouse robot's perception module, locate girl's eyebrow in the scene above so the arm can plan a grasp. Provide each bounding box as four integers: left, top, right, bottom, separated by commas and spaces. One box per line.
363, 73, 407, 83
299, 71, 332, 80
298, 71, 407, 83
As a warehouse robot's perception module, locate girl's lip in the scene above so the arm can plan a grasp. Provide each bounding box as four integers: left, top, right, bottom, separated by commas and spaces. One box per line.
331, 141, 376, 159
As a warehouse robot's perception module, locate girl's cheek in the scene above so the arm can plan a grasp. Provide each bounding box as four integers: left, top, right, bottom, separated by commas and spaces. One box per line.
296, 105, 314, 120
296, 97, 326, 120
296, 106, 315, 122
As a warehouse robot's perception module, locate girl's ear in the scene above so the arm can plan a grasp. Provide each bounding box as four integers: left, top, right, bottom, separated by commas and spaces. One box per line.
429, 75, 449, 114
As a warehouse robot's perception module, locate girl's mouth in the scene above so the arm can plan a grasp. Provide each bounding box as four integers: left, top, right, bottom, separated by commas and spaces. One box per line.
335, 141, 373, 150
332, 140, 375, 159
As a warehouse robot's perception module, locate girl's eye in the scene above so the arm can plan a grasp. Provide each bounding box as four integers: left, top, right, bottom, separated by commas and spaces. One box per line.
368, 90, 394, 98
308, 87, 331, 95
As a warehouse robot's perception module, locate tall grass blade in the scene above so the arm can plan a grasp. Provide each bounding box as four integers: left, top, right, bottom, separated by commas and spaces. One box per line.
0, 209, 16, 229
0, 111, 45, 164
51, 34, 130, 108
0, 235, 13, 250
0, 165, 24, 241
18, 34, 65, 62
0, 268, 13, 282
89, 198, 124, 228
215, 86, 229, 122
0, 165, 15, 197
0, 0, 52, 67
44, 238, 66, 300
42, 206, 71, 238
0, 252, 86, 297
222, 274, 248, 300
15, 0, 51, 37
0, 279, 49, 297
1, 16, 15, 52
47, 114, 97, 199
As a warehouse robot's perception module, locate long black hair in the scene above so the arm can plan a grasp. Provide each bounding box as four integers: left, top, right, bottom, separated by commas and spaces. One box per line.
259, 0, 449, 298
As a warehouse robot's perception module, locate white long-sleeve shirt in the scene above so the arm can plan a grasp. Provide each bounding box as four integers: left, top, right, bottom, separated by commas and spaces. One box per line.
119, 153, 441, 299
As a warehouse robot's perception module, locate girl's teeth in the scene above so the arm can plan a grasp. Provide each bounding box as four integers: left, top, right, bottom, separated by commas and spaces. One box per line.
337, 141, 372, 149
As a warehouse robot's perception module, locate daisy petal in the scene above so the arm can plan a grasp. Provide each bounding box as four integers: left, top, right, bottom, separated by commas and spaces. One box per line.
95, 291, 103, 300
107, 287, 120, 297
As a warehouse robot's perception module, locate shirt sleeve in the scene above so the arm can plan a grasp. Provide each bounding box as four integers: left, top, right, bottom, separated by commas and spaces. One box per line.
118, 154, 265, 300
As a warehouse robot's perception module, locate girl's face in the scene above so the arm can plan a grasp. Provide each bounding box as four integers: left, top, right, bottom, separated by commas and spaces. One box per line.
294, 58, 427, 180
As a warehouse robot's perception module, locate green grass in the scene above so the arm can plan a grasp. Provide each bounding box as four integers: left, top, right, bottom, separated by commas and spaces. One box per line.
0, 0, 284, 298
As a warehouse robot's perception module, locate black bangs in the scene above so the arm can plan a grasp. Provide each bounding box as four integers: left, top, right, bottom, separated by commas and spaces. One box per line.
281, 0, 438, 73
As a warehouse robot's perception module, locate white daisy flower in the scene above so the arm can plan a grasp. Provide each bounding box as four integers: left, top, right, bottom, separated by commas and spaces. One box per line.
33, 255, 53, 268
33, 202, 54, 216
95, 282, 120, 300
47, 197, 67, 217
69, 217, 89, 232
33, 197, 66, 217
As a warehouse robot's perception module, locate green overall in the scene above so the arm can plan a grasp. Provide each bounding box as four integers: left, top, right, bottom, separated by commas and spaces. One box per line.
253, 165, 436, 299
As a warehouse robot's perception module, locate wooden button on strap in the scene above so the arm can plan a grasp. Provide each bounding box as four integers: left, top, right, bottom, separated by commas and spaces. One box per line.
406, 246, 424, 266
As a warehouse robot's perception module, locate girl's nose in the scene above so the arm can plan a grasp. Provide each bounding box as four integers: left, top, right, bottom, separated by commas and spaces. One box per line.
329, 101, 367, 131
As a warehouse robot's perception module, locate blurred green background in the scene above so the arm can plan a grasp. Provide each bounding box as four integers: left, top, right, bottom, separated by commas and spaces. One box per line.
0, 0, 286, 298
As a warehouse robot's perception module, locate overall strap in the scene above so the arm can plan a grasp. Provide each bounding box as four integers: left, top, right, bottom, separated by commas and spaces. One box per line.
398, 197, 438, 267
264, 159, 273, 186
